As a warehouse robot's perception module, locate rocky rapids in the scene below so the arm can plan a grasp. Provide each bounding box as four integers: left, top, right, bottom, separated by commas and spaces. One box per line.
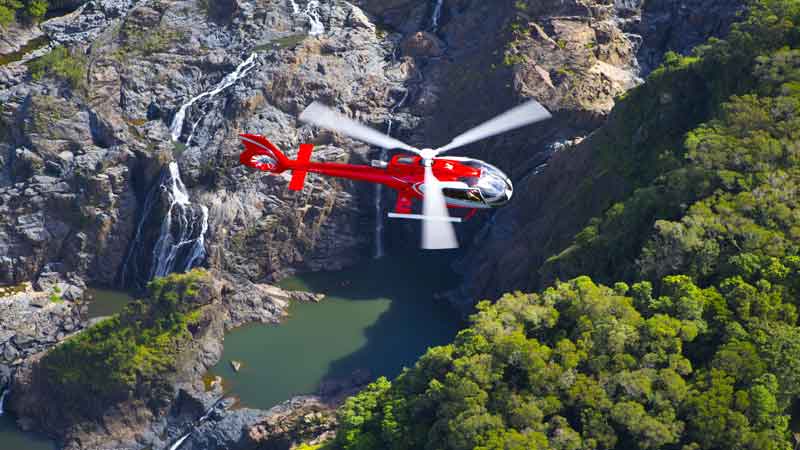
0, 0, 744, 448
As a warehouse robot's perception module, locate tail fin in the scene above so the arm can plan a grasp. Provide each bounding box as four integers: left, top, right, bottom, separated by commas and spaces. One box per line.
287, 144, 313, 191
239, 134, 316, 191
239, 134, 290, 172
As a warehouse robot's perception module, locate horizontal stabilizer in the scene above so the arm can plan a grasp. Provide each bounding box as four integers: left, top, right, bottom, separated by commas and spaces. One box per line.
388, 213, 462, 223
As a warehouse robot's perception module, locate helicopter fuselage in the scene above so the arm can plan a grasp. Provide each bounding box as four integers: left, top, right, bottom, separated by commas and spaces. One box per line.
239, 134, 513, 215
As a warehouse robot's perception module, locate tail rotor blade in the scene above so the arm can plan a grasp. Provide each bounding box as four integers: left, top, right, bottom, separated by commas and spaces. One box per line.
436, 99, 552, 154
299, 102, 420, 154
422, 164, 458, 250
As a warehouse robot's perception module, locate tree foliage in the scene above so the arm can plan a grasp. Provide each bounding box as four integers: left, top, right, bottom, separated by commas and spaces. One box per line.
0, 0, 47, 26
336, 1, 800, 449
38, 269, 211, 423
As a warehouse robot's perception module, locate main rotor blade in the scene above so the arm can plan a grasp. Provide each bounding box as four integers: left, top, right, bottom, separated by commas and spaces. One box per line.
435, 99, 552, 154
422, 164, 459, 250
299, 102, 420, 154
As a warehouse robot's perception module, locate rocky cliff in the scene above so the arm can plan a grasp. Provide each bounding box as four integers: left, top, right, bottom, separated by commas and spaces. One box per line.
426, 0, 745, 311
0, 0, 748, 448
0, 0, 744, 306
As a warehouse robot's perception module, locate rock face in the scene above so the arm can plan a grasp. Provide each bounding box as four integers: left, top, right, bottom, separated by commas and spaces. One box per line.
0, 278, 85, 391
363, 0, 745, 311
1, 0, 425, 291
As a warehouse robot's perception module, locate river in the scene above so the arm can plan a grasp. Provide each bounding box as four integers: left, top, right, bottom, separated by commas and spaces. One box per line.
0, 252, 463, 448
209, 251, 463, 409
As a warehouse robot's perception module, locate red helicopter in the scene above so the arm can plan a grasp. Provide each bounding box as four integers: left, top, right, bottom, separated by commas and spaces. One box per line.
239, 100, 552, 249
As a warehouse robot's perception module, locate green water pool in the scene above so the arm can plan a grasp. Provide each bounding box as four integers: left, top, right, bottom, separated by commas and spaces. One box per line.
209, 251, 464, 409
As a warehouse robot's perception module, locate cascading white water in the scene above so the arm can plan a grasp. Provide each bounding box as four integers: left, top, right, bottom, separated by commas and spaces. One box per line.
374, 89, 411, 259
143, 54, 258, 284
431, 0, 444, 31
289, 0, 325, 35
169, 53, 258, 142
165, 398, 221, 450
0, 388, 8, 416
149, 163, 209, 279
183, 205, 209, 272
168, 433, 191, 450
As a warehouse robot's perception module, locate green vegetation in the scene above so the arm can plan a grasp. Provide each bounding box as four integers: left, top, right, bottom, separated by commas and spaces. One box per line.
252, 34, 308, 52
541, 0, 800, 287
0, 35, 49, 66
113, 18, 185, 61
49, 285, 62, 303
335, 1, 800, 449
27, 46, 87, 90
296, 443, 333, 450
0, 0, 47, 26
38, 270, 211, 421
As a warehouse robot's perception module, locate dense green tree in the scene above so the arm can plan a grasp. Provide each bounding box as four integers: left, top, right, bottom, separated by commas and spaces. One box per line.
333, 1, 800, 449
0, 0, 22, 26
38, 269, 211, 423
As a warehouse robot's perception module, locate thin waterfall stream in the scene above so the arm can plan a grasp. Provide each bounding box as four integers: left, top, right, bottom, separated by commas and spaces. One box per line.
289, 0, 325, 35
165, 398, 224, 450
0, 388, 7, 416
431, 0, 444, 32
374, 88, 410, 259
169, 53, 258, 142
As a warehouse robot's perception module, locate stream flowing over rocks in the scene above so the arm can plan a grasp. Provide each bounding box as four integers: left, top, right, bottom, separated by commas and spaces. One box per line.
0, 0, 747, 448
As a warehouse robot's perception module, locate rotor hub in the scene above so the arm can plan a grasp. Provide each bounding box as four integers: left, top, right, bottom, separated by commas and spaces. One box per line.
420, 148, 437, 165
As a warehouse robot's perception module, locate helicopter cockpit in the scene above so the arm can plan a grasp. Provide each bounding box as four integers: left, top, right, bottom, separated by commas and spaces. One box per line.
452, 159, 513, 207
388, 154, 513, 209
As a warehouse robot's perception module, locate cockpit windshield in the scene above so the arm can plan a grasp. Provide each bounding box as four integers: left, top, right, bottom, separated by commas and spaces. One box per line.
478, 174, 507, 200
441, 158, 513, 207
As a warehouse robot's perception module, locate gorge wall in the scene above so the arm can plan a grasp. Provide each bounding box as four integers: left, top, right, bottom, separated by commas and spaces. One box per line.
0, 0, 748, 448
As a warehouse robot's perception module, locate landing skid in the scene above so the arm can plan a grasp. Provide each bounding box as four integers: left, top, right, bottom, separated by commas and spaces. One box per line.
388, 213, 463, 223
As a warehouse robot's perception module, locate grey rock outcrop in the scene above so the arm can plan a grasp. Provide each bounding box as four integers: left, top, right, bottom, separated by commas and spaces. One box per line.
0, 279, 85, 391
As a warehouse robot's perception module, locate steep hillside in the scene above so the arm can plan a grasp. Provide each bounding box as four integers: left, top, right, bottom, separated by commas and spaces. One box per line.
333, 1, 800, 449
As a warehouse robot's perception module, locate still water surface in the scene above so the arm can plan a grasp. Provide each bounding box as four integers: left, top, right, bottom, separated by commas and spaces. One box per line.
85, 287, 137, 318
0, 411, 55, 450
210, 252, 464, 409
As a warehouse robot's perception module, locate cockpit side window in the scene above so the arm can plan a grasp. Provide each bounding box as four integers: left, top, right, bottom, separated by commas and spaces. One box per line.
443, 188, 482, 202
397, 156, 418, 165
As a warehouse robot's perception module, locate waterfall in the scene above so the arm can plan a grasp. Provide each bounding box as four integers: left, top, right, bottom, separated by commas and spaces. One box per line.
149, 162, 209, 279
169, 53, 258, 142
132, 53, 257, 285
375, 89, 410, 259
431, 0, 444, 32
198, 397, 222, 423
0, 388, 7, 416
165, 398, 222, 450
289, 0, 325, 35
168, 433, 191, 450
